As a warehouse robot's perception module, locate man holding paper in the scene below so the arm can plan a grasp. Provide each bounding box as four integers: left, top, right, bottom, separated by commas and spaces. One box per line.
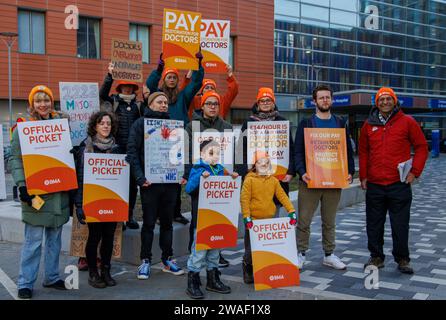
359, 87, 428, 274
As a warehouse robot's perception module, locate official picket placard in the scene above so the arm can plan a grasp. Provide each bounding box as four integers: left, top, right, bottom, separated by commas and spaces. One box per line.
200, 19, 230, 73
59, 82, 100, 146
17, 119, 77, 195
70, 213, 123, 258
304, 128, 348, 188
0, 124, 6, 199
111, 38, 143, 82
144, 119, 184, 183
193, 131, 234, 173
247, 121, 290, 180
83, 153, 129, 223
249, 217, 300, 291
162, 8, 201, 70
196, 176, 241, 251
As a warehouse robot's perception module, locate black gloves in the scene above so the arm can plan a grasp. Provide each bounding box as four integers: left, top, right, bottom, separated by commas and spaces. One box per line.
18, 186, 35, 206
195, 49, 203, 66
157, 53, 165, 72
76, 207, 86, 225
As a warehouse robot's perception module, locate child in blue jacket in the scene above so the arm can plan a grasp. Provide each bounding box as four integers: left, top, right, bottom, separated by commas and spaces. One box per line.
185, 139, 238, 299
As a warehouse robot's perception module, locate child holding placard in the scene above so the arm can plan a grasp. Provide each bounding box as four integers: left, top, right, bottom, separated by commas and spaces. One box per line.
185, 139, 238, 299
240, 151, 297, 284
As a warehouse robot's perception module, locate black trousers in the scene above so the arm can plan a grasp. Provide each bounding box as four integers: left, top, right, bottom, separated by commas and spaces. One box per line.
86, 222, 117, 270
128, 172, 138, 220
174, 184, 182, 218
366, 181, 412, 263
140, 184, 178, 261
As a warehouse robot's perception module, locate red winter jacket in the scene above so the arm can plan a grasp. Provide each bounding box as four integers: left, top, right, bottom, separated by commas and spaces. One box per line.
359, 108, 428, 186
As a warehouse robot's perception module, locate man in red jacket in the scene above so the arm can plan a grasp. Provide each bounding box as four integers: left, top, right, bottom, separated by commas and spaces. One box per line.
359, 87, 428, 274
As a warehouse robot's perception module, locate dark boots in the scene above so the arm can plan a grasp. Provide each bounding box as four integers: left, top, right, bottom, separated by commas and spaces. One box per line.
206, 268, 231, 294
101, 265, 117, 286
88, 269, 106, 289
186, 271, 204, 299
242, 261, 254, 284
126, 211, 140, 229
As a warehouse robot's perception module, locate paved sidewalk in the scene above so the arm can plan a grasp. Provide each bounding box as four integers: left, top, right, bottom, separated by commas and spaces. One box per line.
0, 155, 445, 300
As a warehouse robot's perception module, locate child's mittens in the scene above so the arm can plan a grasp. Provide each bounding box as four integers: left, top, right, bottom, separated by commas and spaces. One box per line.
288, 212, 297, 226
244, 217, 253, 230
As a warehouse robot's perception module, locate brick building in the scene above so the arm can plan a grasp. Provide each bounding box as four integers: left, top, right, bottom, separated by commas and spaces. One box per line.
0, 0, 274, 139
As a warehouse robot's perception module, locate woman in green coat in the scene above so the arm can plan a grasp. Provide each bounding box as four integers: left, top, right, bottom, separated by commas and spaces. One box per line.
10, 85, 71, 299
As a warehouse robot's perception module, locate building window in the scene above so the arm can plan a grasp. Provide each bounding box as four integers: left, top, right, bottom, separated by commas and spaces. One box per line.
229, 36, 235, 69
18, 10, 45, 54
77, 17, 101, 59
129, 24, 150, 64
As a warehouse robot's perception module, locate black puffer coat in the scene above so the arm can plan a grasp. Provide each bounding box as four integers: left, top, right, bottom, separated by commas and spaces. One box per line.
99, 73, 141, 153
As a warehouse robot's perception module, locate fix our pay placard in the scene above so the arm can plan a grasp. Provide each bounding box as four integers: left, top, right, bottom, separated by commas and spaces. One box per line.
163, 8, 201, 70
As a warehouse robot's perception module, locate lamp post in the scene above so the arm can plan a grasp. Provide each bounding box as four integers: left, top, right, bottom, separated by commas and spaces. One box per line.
0, 32, 18, 132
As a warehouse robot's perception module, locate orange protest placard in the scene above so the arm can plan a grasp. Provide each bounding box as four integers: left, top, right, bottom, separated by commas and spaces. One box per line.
162, 8, 201, 70
200, 19, 230, 73
196, 176, 241, 251
83, 154, 130, 223
304, 128, 348, 188
111, 38, 143, 82
17, 119, 78, 195
250, 218, 300, 291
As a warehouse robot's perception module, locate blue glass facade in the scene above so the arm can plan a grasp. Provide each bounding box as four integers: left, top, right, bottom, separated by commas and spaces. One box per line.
274, 0, 446, 96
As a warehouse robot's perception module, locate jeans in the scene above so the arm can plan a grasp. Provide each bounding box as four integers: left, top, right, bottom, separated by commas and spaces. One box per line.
187, 229, 219, 273
17, 223, 63, 290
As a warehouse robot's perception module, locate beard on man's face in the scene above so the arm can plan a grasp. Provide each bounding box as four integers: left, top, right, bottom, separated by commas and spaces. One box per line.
316, 103, 331, 113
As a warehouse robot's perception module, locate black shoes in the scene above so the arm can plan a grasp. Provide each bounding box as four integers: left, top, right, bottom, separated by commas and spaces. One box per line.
18, 288, 32, 299
186, 271, 204, 299
42, 279, 67, 290
173, 214, 189, 225
397, 259, 414, 274
126, 218, 140, 229
242, 261, 254, 284
206, 268, 231, 294
88, 270, 107, 289
218, 253, 229, 268
101, 265, 117, 286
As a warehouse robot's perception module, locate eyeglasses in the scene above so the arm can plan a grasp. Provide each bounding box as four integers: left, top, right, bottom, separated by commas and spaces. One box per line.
204, 102, 220, 107
258, 98, 273, 104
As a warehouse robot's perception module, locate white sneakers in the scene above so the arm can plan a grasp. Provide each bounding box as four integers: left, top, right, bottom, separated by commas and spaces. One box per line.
323, 254, 347, 270
297, 252, 306, 269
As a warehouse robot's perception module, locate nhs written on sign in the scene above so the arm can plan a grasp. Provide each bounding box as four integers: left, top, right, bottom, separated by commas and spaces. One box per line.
305, 95, 351, 108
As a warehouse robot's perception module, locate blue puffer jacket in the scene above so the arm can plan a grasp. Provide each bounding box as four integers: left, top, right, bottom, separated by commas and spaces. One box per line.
145, 66, 204, 124
185, 159, 225, 195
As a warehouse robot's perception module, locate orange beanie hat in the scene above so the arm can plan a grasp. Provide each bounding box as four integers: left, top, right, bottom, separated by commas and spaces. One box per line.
375, 87, 398, 106
200, 79, 217, 94
28, 85, 54, 107
162, 67, 179, 81
256, 87, 275, 103
201, 91, 221, 107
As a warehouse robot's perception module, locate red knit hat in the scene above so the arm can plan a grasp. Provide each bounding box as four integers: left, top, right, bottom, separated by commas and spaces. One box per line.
256, 87, 275, 103
116, 81, 139, 93
162, 67, 179, 81
201, 91, 221, 107
375, 87, 397, 106
200, 79, 217, 94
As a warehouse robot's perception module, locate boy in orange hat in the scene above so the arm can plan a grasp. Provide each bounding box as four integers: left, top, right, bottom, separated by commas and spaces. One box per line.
99, 61, 142, 230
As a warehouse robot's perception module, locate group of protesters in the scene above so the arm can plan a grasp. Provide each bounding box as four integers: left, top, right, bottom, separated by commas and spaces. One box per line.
11, 51, 428, 300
